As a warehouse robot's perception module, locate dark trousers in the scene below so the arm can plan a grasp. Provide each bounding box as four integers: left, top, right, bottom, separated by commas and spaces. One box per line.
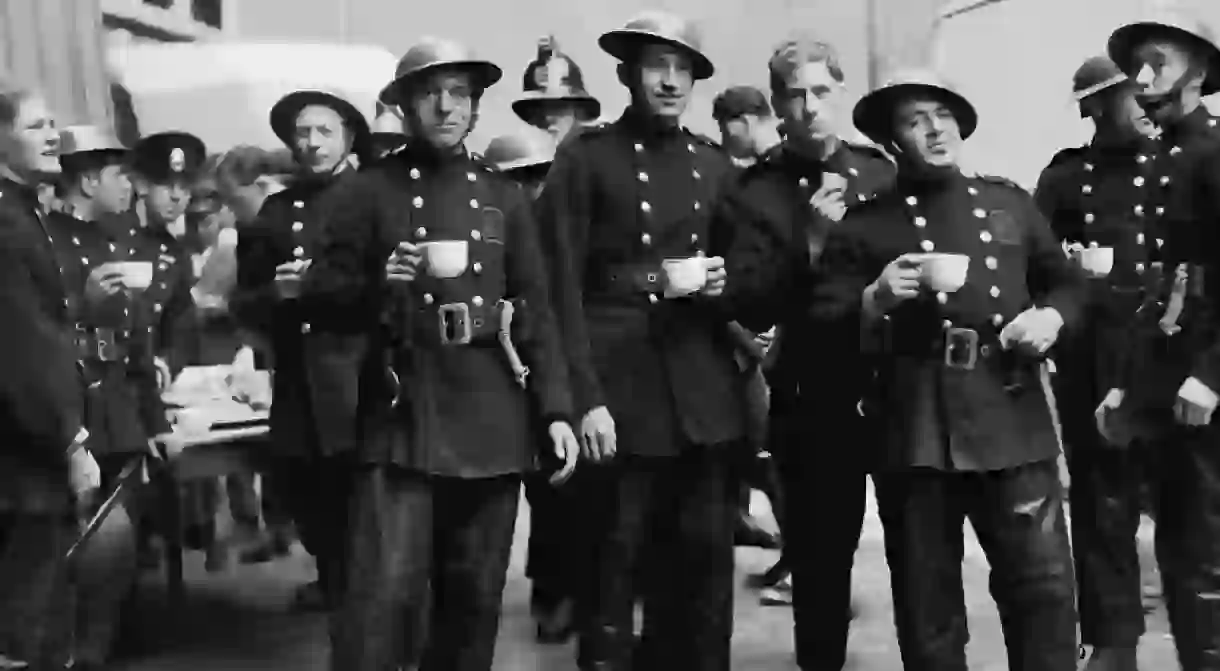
524, 470, 593, 611
578, 448, 737, 671
777, 410, 865, 671
875, 459, 1078, 671
270, 456, 353, 603
331, 466, 521, 671
0, 512, 74, 670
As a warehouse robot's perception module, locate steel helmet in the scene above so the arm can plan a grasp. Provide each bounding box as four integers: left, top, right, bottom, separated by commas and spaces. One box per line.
379, 37, 502, 107
58, 124, 126, 164
512, 36, 601, 125
483, 132, 556, 172
598, 10, 714, 80
1108, 9, 1220, 95
853, 68, 978, 144
269, 89, 372, 163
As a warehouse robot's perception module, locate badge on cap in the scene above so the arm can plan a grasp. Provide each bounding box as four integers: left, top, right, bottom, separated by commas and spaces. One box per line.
170, 147, 185, 173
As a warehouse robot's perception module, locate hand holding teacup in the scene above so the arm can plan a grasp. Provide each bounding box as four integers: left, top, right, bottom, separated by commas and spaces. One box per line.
1072, 242, 1114, 278
274, 259, 311, 299
810, 172, 848, 222
700, 256, 727, 297
85, 263, 126, 303
386, 242, 424, 283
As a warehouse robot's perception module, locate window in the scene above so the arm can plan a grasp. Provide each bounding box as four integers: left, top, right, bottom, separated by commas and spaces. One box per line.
143, 0, 173, 9
192, 0, 222, 29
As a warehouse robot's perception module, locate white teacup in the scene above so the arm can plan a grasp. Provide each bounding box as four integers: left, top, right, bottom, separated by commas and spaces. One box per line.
662, 257, 709, 297
915, 253, 970, 293
114, 261, 154, 290
419, 240, 469, 279
1075, 246, 1114, 277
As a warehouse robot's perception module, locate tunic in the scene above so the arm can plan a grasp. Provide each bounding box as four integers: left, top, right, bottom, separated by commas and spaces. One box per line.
815, 170, 1086, 471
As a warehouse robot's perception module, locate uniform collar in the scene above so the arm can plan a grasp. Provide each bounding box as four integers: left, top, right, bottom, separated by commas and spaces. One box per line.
896, 163, 965, 195
1162, 105, 1217, 146
401, 140, 471, 168
618, 106, 684, 142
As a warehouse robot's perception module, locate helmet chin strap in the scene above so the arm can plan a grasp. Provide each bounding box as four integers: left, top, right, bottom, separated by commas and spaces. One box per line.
1137, 64, 1203, 123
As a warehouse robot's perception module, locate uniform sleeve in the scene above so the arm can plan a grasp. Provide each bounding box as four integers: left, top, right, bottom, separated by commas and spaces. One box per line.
0, 227, 83, 462
1185, 149, 1220, 393
1032, 165, 1076, 244
504, 190, 573, 423
716, 184, 793, 334
231, 224, 279, 336
535, 143, 604, 416
160, 251, 200, 374
302, 174, 383, 333
1022, 193, 1086, 330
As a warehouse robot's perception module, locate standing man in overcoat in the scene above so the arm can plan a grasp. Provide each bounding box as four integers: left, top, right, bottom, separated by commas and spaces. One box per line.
815, 70, 1084, 671
305, 38, 578, 671
1032, 55, 1163, 671
714, 36, 895, 669
1101, 10, 1220, 670
534, 10, 744, 671
230, 88, 373, 611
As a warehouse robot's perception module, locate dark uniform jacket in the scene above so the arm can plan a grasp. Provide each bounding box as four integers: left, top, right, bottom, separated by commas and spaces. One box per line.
234, 175, 368, 459
45, 212, 165, 455
1034, 140, 1170, 400
716, 141, 896, 414
303, 145, 572, 478
0, 180, 84, 514
535, 108, 745, 456
123, 218, 196, 377
815, 170, 1086, 472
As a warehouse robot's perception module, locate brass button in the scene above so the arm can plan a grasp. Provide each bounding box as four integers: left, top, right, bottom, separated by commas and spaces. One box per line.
985, 256, 997, 270
989, 286, 1000, 298
980, 231, 993, 243
472, 262, 483, 274
423, 293, 434, 304
641, 233, 652, 246
472, 296, 484, 307
416, 227, 427, 238
637, 172, 649, 183
471, 230, 482, 241
648, 293, 658, 304
641, 201, 652, 213
913, 217, 927, 228
292, 222, 304, 232
413, 196, 424, 208
920, 240, 934, 252
300, 322, 311, 334
410, 168, 421, 179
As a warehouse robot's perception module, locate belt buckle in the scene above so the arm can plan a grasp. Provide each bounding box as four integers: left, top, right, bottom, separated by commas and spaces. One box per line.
944, 327, 979, 371
438, 302, 472, 345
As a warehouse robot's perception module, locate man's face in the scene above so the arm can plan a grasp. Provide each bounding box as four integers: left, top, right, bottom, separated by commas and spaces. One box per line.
720, 114, 780, 159
8, 94, 59, 175
634, 44, 694, 120
529, 103, 581, 143
92, 164, 132, 216
294, 105, 350, 174
774, 60, 843, 148
891, 97, 963, 170
1130, 37, 1205, 122
1088, 84, 1157, 140
139, 178, 191, 225
405, 70, 477, 150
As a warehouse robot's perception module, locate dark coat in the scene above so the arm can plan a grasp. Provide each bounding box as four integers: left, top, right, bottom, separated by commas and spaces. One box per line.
0, 180, 84, 514
535, 108, 745, 456
716, 141, 896, 414
233, 176, 369, 459
45, 211, 163, 455
1122, 107, 1220, 414
814, 170, 1086, 472
302, 145, 572, 478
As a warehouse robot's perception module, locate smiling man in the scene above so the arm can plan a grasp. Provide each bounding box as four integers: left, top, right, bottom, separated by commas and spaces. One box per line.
306, 37, 578, 671
815, 69, 1085, 671
534, 10, 743, 671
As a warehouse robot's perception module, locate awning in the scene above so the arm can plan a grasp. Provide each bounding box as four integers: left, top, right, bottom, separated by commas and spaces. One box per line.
109, 41, 398, 153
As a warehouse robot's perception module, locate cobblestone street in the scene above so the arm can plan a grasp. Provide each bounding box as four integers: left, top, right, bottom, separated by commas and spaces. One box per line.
115, 482, 1180, 670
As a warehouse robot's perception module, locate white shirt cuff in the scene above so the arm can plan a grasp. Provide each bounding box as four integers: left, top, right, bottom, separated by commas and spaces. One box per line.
1179, 376, 1219, 410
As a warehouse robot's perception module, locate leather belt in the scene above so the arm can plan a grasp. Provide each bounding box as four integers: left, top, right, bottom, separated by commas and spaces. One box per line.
884, 325, 1003, 371
589, 263, 665, 297
425, 299, 513, 346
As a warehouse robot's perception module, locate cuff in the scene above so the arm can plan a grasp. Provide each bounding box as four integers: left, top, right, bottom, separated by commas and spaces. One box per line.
1178, 376, 1218, 410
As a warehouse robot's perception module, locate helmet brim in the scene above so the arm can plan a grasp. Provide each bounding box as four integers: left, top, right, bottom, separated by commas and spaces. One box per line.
853, 83, 978, 145
1108, 22, 1220, 96
270, 90, 373, 163
597, 31, 714, 80
378, 61, 503, 107
512, 93, 601, 125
